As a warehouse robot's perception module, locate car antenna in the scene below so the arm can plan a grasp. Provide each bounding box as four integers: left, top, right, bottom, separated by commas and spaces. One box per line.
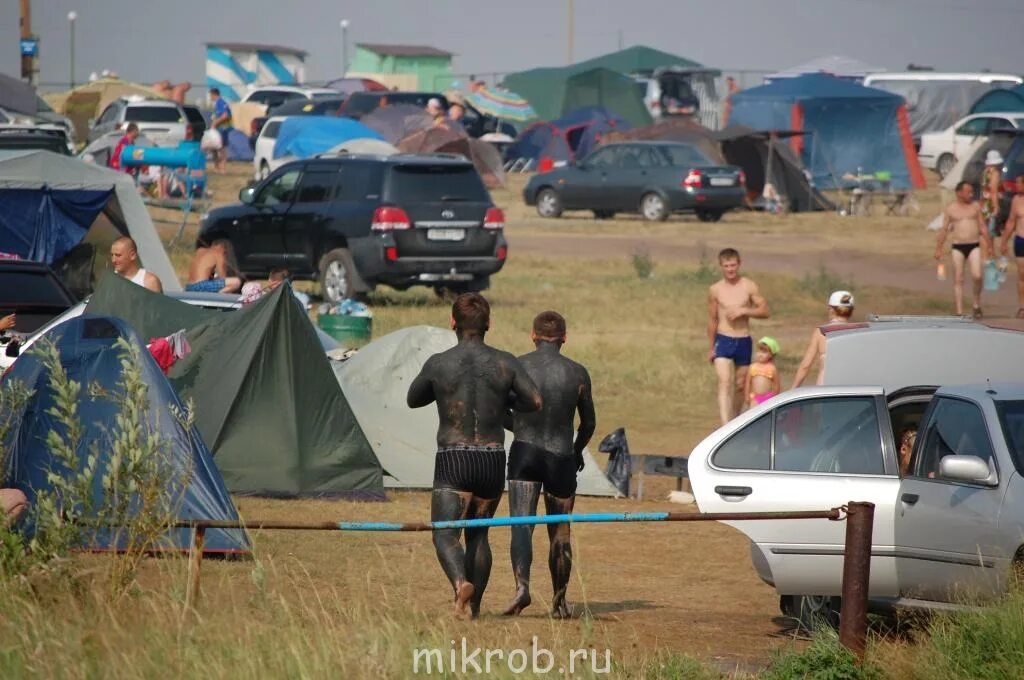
986, 378, 996, 395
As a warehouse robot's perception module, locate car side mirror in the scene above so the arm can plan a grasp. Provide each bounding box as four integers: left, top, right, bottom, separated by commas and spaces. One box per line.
239, 186, 256, 204
938, 455, 996, 485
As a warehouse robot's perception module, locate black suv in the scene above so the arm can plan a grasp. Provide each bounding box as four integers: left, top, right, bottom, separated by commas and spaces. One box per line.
198, 154, 508, 303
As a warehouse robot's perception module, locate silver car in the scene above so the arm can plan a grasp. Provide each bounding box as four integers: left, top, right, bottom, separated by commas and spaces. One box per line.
687, 318, 1024, 624
88, 98, 189, 147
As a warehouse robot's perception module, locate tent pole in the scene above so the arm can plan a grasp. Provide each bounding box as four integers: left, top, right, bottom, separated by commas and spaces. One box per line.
765, 133, 776, 205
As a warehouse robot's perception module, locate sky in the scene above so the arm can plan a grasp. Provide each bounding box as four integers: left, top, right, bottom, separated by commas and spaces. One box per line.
3, 0, 1023, 91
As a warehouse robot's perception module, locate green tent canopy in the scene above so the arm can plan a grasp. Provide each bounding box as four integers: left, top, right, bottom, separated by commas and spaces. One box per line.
502, 67, 652, 127
86, 274, 384, 498
570, 45, 710, 76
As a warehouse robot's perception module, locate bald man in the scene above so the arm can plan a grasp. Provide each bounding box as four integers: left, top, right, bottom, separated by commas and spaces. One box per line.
110, 236, 163, 293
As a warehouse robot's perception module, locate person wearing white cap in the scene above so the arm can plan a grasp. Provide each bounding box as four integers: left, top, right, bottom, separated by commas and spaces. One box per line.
999, 176, 1024, 318
935, 180, 993, 318
792, 291, 855, 388
982, 149, 1005, 237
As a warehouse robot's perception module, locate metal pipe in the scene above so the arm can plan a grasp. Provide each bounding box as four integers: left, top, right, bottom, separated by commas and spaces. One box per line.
185, 525, 206, 609
838, 502, 874, 664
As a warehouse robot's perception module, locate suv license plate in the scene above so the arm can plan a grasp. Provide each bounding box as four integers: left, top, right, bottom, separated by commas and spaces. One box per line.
709, 177, 734, 187
427, 228, 466, 241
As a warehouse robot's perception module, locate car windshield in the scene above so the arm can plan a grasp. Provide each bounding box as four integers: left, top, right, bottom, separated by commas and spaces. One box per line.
662, 144, 713, 167
387, 165, 489, 203
0, 271, 73, 307
311, 92, 341, 100
996, 400, 1024, 474
126, 106, 182, 123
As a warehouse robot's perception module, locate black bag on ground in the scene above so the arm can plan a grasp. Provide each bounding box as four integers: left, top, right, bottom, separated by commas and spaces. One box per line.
598, 427, 632, 497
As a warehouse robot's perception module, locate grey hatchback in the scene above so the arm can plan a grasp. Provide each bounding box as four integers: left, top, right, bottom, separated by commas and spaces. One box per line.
523, 141, 746, 222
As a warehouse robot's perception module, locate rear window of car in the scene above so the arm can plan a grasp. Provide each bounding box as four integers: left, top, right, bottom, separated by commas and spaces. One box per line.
344, 93, 444, 119
126, 106, 183, 123
311, 92, 341, 100
0, 135, 69, 155
183, 106, 205, 124
662, 144, 713, 167
996, 400, 1024, 474
262, 121, 283, 139
0, 271, 74, 306
386, 165, 489, 203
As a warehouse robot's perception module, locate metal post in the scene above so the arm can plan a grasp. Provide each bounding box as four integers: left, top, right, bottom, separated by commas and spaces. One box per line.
838, 502, 874, 663
340, 19, 349, 76
68, 11, 77, 89
185, 525, 206, 609
20, 0, 33, 84
567, 0, 574, 65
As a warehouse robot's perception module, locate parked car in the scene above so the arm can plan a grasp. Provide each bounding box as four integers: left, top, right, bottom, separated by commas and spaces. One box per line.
199, 154, 507, 304
248, 97, 348, 152
686, 318, 1024, 626
181, 104, 207, 141
996, 131, 1024, 222
338, 92, 514, 139
918, 112, 1024, 178
523, 141, 745, 222
241, 86, 340, 109
252, 116, 288, 180
0, 124, 73, 155
0, 261, 77, 369
87, 98, 190, 147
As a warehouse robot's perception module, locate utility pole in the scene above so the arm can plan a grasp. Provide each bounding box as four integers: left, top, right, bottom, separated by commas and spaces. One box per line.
20, 0, 37, 85
567, 0, 574, 65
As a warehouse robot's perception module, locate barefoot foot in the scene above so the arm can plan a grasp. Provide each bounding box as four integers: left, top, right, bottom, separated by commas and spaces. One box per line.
552, 599, 574, 619
454, 581, 475, 620
501, 588, 532, 616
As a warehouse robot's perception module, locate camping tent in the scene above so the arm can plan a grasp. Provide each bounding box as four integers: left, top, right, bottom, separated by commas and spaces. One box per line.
0, 150, 180, 296
45, 78, 168, 144
396, 128, 506, 187
970, 85, 1024, 115
502, 67, 652, 127
941, 130, 1023, 190
333, 325, 618, 496
570, 45, 708, 76
0, 72, 40, 116
85, 275, 384, 498
273, 117, 383, 160
360, 104, 435, 144
869, 79, 1018, 138
506, 107, 631, 166
1, 315, 249, 554
766, 55, 885, 82
726, 74, 926, 190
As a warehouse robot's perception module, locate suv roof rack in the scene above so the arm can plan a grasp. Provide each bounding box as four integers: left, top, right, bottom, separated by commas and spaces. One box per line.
866, 314, 972, 323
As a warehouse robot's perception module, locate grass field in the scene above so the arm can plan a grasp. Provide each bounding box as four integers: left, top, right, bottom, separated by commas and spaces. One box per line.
4, 164, 1006, 678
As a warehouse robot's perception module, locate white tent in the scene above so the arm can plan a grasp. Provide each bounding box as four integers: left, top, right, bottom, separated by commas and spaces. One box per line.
0, 150, 180, 291
767, 55, 886, 83
334, 325, 617, 496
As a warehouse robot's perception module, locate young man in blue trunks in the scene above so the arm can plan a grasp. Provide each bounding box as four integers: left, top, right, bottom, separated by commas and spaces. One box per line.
1000, 176, 1024, 318
185, 239, 242, 293
707, 248, 770, 426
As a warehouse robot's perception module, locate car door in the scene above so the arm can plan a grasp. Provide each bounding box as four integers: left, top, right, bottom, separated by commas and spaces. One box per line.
564, 146, 619, 210
953, 117, 990, 159
604, 144, 649, 210
91, 103, 119, 142
894, 396, 1007, 602
283, 166, 340, 275
689, 387, 902, 597
240, 167, 301, 273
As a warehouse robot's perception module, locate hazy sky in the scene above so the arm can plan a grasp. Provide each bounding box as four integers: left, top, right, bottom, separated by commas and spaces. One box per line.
4, 0, 1023, 90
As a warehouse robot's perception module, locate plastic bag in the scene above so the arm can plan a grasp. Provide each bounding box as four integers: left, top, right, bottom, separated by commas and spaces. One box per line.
598, 428, 632, 497
200, 128, 223, 151
984, 259, 1000, 292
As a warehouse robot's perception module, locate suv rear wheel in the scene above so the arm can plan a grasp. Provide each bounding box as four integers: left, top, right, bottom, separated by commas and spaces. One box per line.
936, 153, 955, 179
319, 248, 356, 304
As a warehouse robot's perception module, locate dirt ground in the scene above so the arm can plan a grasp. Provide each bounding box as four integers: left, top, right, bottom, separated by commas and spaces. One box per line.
144, 164, 1012, 670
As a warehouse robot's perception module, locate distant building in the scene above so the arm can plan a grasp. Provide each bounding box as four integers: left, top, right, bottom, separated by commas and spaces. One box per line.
350, 43, 453, 91
206, 42, 308, 102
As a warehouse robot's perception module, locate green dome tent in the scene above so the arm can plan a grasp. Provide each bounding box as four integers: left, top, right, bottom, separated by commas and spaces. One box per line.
502, 67, 652, 127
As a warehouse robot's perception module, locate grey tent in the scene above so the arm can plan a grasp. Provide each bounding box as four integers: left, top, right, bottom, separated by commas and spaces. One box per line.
333, 325, 618, 496
0, 150, 179, 295
0, 72, 39, 116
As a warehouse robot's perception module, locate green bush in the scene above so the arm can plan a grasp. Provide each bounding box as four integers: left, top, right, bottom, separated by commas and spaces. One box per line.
763, 631, 882, 680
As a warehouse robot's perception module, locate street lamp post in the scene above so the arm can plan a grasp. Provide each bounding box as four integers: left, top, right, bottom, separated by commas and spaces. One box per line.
67, 11, 77, 88
339, 19, 349, 76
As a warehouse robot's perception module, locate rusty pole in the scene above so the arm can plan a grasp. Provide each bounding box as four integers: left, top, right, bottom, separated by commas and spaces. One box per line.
838, 501, 874, 663
185, 525, 206, 609
19, 0, 33, 84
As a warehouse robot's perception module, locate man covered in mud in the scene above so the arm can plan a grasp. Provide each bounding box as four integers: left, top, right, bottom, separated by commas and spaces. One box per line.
407, 293, 542, 619
503, 311, 595, 619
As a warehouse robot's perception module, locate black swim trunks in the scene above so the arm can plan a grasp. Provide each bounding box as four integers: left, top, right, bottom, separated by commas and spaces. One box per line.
433, 444, 506, 499
507, 440, 578, 499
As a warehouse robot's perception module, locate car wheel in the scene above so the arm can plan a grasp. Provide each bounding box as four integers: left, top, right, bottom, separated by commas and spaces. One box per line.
780, 594, 841, 632
593, 210, 616, 220
936, 153, 955, 179
259, 161, 271, 181
696, 209, 723, 223
318, 248, 356, 305
640, 193, 669, 222
536, 188, 563, 218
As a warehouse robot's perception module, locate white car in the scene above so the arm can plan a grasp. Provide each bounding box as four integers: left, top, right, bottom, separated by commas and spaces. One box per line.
241, 86, 340, 109
686, 318, 1024, 626
918, 112, 1024, 178
252, 116, 290, 180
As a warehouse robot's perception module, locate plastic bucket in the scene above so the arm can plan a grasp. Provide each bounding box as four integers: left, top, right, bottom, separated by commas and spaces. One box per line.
318, 314, 372, 345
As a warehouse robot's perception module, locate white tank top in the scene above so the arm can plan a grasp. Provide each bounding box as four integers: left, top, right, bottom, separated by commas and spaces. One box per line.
128, 268, 148, 286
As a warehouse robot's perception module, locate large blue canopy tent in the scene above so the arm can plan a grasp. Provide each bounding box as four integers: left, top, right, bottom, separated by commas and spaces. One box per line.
273, 117, 383, 159
725, 74, 926, 190
970, 85, 1024, 115
1, 315, 250, 555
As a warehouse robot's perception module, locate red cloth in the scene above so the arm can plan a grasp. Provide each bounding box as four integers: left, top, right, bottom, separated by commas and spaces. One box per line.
147, 337, 174, 375
109, 135, 133, 173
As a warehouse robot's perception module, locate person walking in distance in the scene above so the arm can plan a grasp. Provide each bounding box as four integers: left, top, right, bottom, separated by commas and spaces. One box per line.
707, 248, 770, 425
1000, 176, 1024, 318
407, 294, 542, 619
935, 181, 993, 318
503, 311, 595, 619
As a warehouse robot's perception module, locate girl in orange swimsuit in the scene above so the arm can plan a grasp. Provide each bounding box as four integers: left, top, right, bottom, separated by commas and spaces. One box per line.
747, 336, 781, 407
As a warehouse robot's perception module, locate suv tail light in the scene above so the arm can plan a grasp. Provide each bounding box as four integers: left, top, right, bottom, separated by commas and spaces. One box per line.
372, 206, 411, 231
483, 207, 505, 230
683, 170, 703, 189
738, 170, 746, 187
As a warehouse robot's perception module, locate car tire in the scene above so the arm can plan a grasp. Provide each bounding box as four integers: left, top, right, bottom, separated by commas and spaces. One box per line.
536, 188, 563, 218
640, 193, 669, 222
780, 594, 841, 632
258, 161, 271, 181
936, 153, 955, 179
696, 209, 724, 223
319, 248, 356, 305
593, 210, 616, 220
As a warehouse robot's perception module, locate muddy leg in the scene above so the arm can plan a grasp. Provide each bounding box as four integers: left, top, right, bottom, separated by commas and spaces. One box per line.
464, 495, 500, 618
544, 492, 576, 619
713, 358, 734, 426
431, 489, 474, 619
503, 480, 540, 615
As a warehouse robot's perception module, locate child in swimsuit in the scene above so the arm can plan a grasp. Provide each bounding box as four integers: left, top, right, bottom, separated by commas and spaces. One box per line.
747, 336, 781, 407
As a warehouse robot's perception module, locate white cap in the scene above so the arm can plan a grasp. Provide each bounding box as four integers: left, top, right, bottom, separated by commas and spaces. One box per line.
828, 290, 854, 307
985, 150, 1005, 166
427, 98, 442, 109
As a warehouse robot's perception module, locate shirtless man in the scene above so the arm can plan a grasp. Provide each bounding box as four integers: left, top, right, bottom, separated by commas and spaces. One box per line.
707, 248, 770, 426
999, 176, 1024, 318
407, 293, 542, 619
186, 239, 242, 293
935, 181, 993, 318
502, 311, 595, 619
110, 236, 163, 293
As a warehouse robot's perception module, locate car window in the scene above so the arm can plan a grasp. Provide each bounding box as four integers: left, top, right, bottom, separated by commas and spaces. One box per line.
97, 105, 118, 125
247, 91, 272, 104
996, 400, 1024, 475
338, 163, 384, 201
295, 170, 338, 203
585, 147, 621, 169
638, 146, 668, 168
0, 271, 74, 307
915, 398, 995, 479
125, 106, 183, 123
311, 92, 340, 100
988, 118, 1013, 133
182, 106, 205, 124
773, 397, 883, 474
712, 414, 771, 470
255, 169, 301, 206
261, 121, 283, 139
956, 118, 989, 136
386, 165, 488, 203
663, 144, 712, 167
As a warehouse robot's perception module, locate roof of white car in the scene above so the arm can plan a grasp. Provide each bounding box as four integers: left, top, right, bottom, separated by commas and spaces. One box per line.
822, 317, 1024, 337
935, 383, 1024, 401
246, 86, 339, 96
119, 97, 181, 107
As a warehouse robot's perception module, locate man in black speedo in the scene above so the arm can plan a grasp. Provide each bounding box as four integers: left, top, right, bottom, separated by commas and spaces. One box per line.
502, 311, 596, 619
407, 293, 542, 619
